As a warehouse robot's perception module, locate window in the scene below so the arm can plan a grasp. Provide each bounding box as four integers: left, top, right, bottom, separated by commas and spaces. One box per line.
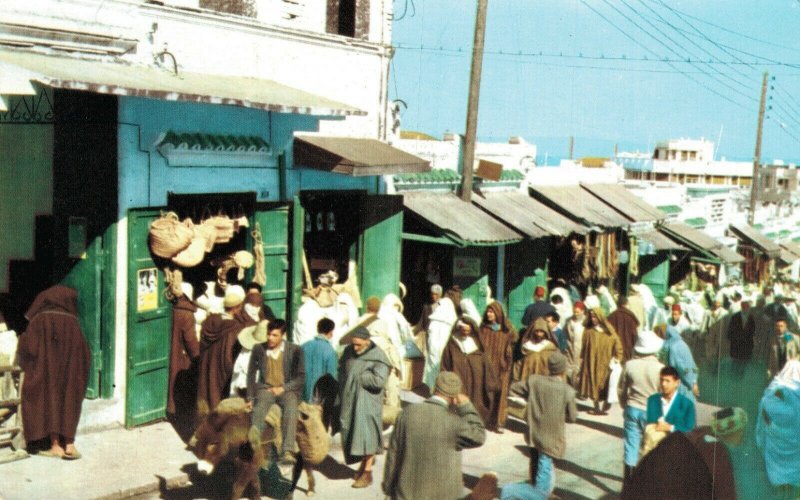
327, 0, 367, 38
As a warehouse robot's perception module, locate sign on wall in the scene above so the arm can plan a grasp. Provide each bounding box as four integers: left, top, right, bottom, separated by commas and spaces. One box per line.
453, 256, 481, 277
137, 268, 158, 312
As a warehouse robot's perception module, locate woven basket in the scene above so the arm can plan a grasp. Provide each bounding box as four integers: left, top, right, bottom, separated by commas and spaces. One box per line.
149, 212, 193, 258
171, 237, 207, 268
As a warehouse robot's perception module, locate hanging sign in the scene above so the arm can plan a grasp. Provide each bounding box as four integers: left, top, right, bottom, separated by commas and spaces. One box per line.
137, 268, 158, 312
453, 256, 481, 277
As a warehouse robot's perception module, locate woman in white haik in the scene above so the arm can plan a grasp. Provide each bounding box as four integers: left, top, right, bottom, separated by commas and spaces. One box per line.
422, 295, 458, 390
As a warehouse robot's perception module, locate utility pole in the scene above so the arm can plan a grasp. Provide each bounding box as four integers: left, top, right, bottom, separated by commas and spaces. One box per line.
460, 0, 489, 202
748, 71, 768, 225
568, 136, 575, 160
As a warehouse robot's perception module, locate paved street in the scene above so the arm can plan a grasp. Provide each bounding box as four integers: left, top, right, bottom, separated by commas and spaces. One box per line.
0, 390, 720, 500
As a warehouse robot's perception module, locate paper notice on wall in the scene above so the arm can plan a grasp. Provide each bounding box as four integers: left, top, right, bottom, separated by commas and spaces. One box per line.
453, 256, 481, 277
137, 268, 158, 312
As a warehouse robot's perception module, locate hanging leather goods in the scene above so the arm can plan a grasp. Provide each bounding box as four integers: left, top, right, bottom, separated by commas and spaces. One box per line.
251, 222, 267, 286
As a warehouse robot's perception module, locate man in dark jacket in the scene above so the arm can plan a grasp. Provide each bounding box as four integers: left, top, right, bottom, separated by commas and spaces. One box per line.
382, 371, 486, 499
246, 318, 305, 465
503, 351, 577, 498
521, 286, 556, 328
728, 296, 756, 362
607, 296, 640, 362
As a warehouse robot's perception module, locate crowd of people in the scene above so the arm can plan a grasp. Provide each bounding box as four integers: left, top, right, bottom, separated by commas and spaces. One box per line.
13, 271, 800, 499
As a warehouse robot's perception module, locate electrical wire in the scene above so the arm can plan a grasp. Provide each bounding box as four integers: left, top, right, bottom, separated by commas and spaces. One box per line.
393, 0, 415, 22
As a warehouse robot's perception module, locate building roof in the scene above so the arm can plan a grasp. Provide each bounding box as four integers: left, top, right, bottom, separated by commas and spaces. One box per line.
529, 185, 630, 229
659, 221, 745, 264
728, 224, 782, 259
0, 48, 363, 116
657, 205, 682, 215
580, 183, 666, 223
683, 217, 708, 228
402, 192, 523, 246
294, 135, 430, 176
471, 191, 588, 238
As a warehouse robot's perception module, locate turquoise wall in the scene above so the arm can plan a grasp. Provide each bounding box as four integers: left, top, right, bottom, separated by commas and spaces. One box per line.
118, 96, 377, 215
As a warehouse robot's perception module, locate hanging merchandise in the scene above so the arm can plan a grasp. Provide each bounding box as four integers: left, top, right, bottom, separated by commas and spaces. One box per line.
149, 211, 194, 259
581, 234, 592, 282
171, 235, 208, 268
629, 236, 639, 277
251, 222, 267, 286
607, 232, 619, 278
214, 250, 255, 287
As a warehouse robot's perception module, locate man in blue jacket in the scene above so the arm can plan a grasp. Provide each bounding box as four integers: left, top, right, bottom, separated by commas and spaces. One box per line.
646, 366, 696, 434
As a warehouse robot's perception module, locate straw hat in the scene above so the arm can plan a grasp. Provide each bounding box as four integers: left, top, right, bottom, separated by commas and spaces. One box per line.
238, 320, 268, 350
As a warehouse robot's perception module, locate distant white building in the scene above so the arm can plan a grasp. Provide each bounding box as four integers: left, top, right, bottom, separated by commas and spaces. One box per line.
392, 133, 537, 173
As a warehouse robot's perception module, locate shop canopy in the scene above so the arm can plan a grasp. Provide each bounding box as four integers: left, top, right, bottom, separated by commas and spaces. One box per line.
402, 192, 523, 246
779, 241, 800, 266
529, 185, 630, 229
780, 241, 800, 259
293, 135, 430, 176
729, 224, 781, 259
579, 183, 666, 223
0, 48, 363, 116
471, 191, 588, 238
636, 230, 687, 251
659, 221, 744, 264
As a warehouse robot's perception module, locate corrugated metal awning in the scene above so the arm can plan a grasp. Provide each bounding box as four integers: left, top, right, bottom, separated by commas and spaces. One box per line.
471, 192, 588, 238
0, 48, 363, 116
780, 241, 800, 259
402, 192, 523, 246
293, 135, 430, 176
729, 224, 782, 259
637, 230, 687, 251
713, 245, 746, 265
529, 185, 630, 228
659, 221, 745, 264
580, 183, 666, 223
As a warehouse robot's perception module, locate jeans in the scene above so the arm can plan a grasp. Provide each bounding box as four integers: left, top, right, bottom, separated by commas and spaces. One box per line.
623, 405, 648, 466
501, 452, 554, 499
252, 387, 298, 456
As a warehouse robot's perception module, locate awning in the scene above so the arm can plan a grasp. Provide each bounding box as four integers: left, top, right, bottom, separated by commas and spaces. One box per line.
402, 192, 523, 246
471, 192, 588, 238
529, 185, 630, 228
579, 183, 666, 223
779, 249, 797, 266
684, 217, 708, 228
728, 224, 782, 259
659, 221, 744, 264
294, 135, 430, 176
0, 48, 363, 116
636, 230, 687, 251
780, 241, 800, 259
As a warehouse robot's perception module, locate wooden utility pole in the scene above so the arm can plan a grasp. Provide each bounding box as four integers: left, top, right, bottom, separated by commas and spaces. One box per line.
748, 71, 769, 225
460, 0, 489, 202
568, 136, 575, 160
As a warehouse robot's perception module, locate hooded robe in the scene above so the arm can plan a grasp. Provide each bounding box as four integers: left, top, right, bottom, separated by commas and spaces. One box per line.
607, 305, 640, 362
441, 317, 500, 425
514, 318, 559, 381
197, 313, 245, 410
661, 325, 699, 402
17, 285, 90, 442
577, 308, 623, 401
478, 302, 517, 429
169, 295, 200, 415
338, 341, 391, 464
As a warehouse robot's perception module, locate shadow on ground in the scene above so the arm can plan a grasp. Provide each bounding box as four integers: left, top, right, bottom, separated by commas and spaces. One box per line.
574, 417, 624, 439
155, 460, 297, 500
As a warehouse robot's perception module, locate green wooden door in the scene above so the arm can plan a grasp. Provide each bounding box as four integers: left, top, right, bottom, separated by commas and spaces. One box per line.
126, 209, 171, 427
290, 196, 306, 336
462, 274, 490, 320
61, 234, 103, 399
640, 254, 670, 306
506, 242, 549, 330
359, 195, 404, 304
507, 270, 548, 330
253, 205, 290, 321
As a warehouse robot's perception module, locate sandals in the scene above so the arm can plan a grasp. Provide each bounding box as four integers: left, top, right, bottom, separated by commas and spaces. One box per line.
62, 450, 82, 460
37, 450, 64, 459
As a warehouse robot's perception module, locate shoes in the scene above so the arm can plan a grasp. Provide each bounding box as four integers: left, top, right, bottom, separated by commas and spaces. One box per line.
495, 426, 505, 434
352, 470, 373, 488
62, 450, 82, 460
37, 450, 64, 459
279, 451, 296, 466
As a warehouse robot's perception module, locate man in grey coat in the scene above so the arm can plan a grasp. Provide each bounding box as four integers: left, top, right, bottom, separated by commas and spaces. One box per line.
503, 351, 577, 499
338, 326, 391, 488
382, 371, 487, 499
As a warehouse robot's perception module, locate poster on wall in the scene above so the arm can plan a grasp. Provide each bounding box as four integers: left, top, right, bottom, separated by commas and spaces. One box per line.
453, 256, 481, 277
137, 268, 158, 312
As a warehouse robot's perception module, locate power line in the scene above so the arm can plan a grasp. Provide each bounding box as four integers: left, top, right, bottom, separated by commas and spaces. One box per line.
578, 0, 752, 110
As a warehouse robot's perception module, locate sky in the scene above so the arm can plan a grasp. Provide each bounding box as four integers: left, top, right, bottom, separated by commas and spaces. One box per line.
389, 0, 800, 163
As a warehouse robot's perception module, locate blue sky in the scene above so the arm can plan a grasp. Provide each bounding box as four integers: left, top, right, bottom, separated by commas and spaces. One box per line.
390, 0, 800, 162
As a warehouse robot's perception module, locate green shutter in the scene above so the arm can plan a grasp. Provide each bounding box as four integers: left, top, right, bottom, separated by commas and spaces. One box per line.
640, 254, 670, 306
505, 242, 549, 330
253, 205, 290, 321
358, 195, 404, 305
125, 209, 171, 427
290, 197, 306, 336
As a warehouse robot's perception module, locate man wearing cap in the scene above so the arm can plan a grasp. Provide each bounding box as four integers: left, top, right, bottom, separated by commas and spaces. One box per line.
416, 284, 442, 334
619, 330, 665, 480
666, 303, 690, 336
197, 284, 248, 411
504, 352, 577, 499
382, 371, 486, 499
521, 286, 556, 329
338, 326, 391, 488
246, 318, 305, 465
